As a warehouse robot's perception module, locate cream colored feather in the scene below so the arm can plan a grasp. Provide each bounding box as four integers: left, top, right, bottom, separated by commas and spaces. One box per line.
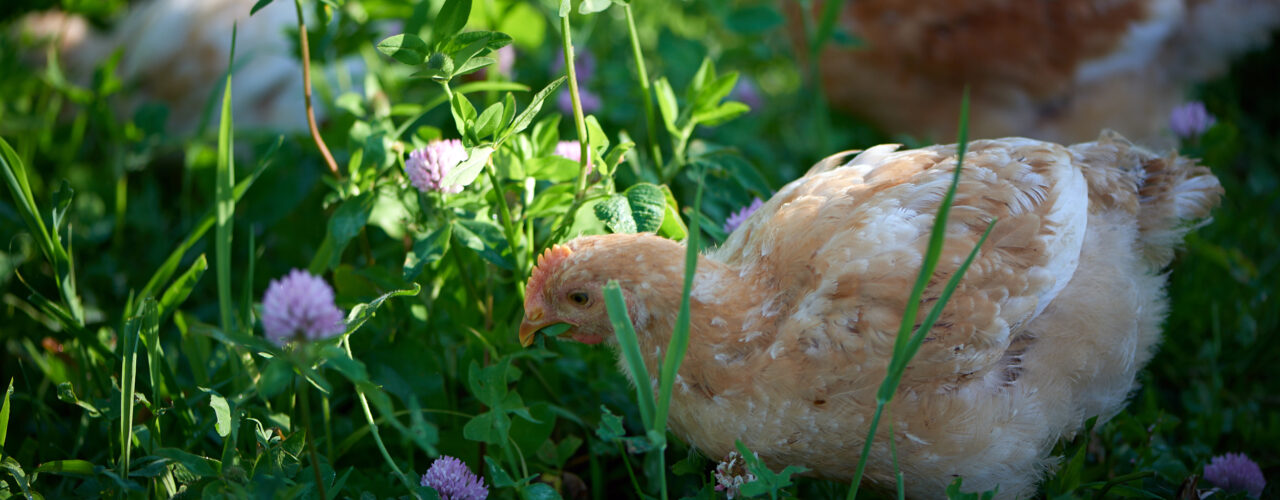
521, 132, 1222, 498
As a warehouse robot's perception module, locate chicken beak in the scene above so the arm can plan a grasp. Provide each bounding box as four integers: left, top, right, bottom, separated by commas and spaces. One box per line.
519, 308, 549, 347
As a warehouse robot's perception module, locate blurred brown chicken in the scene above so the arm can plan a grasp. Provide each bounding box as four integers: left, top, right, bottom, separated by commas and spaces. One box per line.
17, 0, 347, 134
519, 132, 1221, 498
797, 0, 1280, 144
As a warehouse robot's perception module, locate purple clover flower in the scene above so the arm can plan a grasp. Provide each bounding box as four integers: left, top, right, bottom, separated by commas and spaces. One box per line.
723, 198, 764, 234
557, 87, 602, 116
731, 76, 763, 110
1204, 452, 1266, 498
421, 456, 488, 500
406, 139, 467, 194
1170, 101, 1216, 139
552, 48, 596, 82
261, 269, 346, 346
474, 46, 516, 80
553, 140, 593, 174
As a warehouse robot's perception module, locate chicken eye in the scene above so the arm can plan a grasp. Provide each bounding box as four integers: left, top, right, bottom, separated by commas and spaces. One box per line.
567, 291, 590, 306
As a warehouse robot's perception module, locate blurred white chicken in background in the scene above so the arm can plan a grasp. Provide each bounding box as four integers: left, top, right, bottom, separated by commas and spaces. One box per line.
801, 0, 1280, 145
18, 0, 356, 134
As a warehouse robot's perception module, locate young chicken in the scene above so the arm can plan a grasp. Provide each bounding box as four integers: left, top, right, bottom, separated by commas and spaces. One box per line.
798, 0, 1280, 144
519, 132, 1221, 498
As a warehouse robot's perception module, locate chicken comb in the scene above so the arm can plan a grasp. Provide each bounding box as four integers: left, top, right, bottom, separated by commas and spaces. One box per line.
525, 244, 574, 306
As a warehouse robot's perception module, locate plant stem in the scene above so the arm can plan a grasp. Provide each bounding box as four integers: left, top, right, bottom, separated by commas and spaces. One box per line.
294, 0, 341, 180
623, 4, 663, 170
299, 377, 328, 500
484, 158, 526, 295
559, 16, 591, 201
340, 337, 420, 495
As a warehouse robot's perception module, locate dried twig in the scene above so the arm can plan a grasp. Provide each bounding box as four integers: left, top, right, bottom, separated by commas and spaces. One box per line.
294, 0, 341, 179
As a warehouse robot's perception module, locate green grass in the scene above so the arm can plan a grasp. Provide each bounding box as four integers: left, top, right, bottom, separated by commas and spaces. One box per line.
0, 1, 1275, 499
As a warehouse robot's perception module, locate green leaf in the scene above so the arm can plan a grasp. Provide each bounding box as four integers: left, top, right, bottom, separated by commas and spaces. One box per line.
256, 357, 293, 400
531, 114, 562, 155
625, 183, 665, 233
455, 56, 496, 77
377, 34, 430, 65
440, 146, 495, 190
404, 224, 453, 282
431, 0, 474, 46
656, 185, 688, 240
693, 101, 750, 127
505, 77, 566, 140
215, 27, 237, 335
208, 391, 232, 438
249, 0, 275, 15
579, 0, 613, 14
520, 482, 562, 500
157, 253, 206, 322
444, 33, 494, 84
946, 477, 999, 500
594, 405, 626, 442
0, 457, 34, 498
525, 183, 576, 218
153, 448, 219, 478
342, 284, 421, 336
485, 456, 518, 488
0, 379, 11, 451
584, 115, 609, 153
463, 410, 511, 445
319, 192, 376, 271
509, 402, 556, 459
500, 93, 516, 137
735, 440, 809, 497
594, 195, 636, 234
452, 217, 511, 269
323, 347, 370, 384
474, 101, 505, 140
693, 71, 737, 113
654, 78, 679, 135
33, 459, 94, 477
449, 90, 477, 139
56, 382, 101, 417
51, 179, 73, 235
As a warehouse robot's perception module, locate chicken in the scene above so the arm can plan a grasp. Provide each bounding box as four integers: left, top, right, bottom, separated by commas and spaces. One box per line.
16, 0, 354, 134
518, 132, 1222, 498
797, 0, 1280, 144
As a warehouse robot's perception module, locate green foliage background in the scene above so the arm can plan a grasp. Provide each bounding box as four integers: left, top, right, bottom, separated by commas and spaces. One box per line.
0, 0, 1275, 498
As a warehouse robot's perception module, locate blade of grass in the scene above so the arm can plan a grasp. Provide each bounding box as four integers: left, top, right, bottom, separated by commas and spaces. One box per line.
847, 90, 994, 499
0, 137, 83, 325
1, 378, 12, 455
216, 25, 238, 336
653, 170, 703, 435
603, 282, 655, 432
623, 3, 663, 169
132, 136, 280, 316
120, 298, 157, 477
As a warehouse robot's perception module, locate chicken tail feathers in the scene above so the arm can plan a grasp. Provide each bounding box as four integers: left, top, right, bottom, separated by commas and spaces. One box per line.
1072, 130, 1223, 269
1135, 148, 1223, 268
